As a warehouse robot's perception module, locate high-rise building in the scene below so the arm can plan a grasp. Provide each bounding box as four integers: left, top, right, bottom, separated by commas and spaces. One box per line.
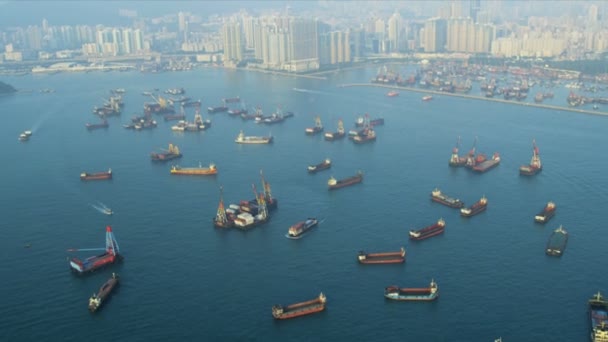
329, 31, 350, 64
122, 29, 133, 54
243, 16, 257, 49
387, 12, 401, 52
222, 21, 244, 61
350, 28, 366, 59
424, 18, 447, 52
288, 17, 318, 62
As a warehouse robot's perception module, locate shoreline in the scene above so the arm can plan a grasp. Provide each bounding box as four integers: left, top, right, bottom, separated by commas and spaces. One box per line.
339, 83, 608, 117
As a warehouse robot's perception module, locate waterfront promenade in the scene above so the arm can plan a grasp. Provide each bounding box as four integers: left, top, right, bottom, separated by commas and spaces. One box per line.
340, 83, 608, 117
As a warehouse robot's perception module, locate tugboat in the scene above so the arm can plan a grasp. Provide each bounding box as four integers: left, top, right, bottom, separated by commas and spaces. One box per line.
448, 136, 466, 167
589, 291, 608, 342
88, 273, 119, 312
305, 116, 323, 135
272, 293, 327, 320
357, 247, 406, 264
430, 188, 464, 208
534, 201, 556, 223
409, 219, 446, 241
384, 280, 439, 301
151, 144, 182, 162
460, 196, 488, 217
545, 225, 568, 256
285, 218, 318, 239
68, 226, 122, 274
18, 130, 32, 142
328, 171, 363, 190
170, 163, 217, 176
307, 159, 332, 174
80, 169, 112, 181
519, 140, 542, 176
472, 152, 500, 173
235, 130, 273, 144
324, 119, 345, 141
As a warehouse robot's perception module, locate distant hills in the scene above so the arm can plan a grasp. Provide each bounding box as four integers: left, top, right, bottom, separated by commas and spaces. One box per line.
0, 81, 16, 94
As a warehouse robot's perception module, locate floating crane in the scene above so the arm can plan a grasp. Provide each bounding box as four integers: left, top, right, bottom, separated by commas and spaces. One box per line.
213, 186, 232, 228
67, 226, 121, 274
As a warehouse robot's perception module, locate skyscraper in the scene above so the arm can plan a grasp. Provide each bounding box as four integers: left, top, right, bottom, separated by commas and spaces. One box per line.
288, 17, 318, 62
222, 21, 244, 62
387, 12, 401, 52
424, 18, 447, 52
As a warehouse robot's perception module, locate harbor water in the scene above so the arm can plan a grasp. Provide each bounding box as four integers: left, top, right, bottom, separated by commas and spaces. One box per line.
1, 66, 607, 341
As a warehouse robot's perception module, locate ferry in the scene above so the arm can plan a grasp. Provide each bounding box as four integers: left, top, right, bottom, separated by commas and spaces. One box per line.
81, 169, 112, 181
88, 273, 119, 312
386, 91, 399, 97
358, 247, 406, 264
308, 159, 331, 174
272, 293, 326, 320
285, 218, 318, 239
235, 130, 273, 144
409, 219, 446, 241
384, 280, 439, 301
534, 202, 556, 223
546, 225, 568, 257
460, 196, 488, 217
589, 291, 608, 342
18, 130, 32, 141
170, 163, 217, 176
328, 171, 363, 190
430, 188, 464, 208
422, 95, 433, 101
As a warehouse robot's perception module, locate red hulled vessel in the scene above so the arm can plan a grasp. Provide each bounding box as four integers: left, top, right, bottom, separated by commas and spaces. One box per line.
409, 219, 446, 241
358, 247, 406, 264
272, 293, 326, 320
81, 169, 112, 181
520, 139, 542, 176
460, 196, 488, 217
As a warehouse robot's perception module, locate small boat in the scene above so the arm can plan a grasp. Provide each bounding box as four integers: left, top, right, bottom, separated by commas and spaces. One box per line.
328, 171, 363, 190
170, 163, 218, 176
18, 130, 32, 142
386, 91, 399, 97
272, 293, 326, 320
80, 169, 113, 181
534, 201, 556, 223
430, 188, 464, 208
88, 273, 119, 312
422, 95, 433, 101
460, 196, 487, 217
545, 225, 568, 257
235, 130, 273, 144
308, 159, 331, 174
409, 219, 446, 241
358, 247, 406, 264
285, 218, 318, 239
589, 291, 608, 342
384, 279, 439, 301
103, 208, 113, 216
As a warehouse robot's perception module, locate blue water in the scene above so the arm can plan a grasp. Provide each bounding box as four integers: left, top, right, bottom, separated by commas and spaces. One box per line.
1, 66, 607, 341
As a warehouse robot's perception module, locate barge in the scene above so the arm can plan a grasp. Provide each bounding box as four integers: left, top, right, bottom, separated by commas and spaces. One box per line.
88, 273, 119, 312
358, 247, 406, 264
285, 218, 318, 239
151, 144, 182, 162
534, 201, 556, 223
68, 226, 121, 274
520, 140, 542, 176
328, 171, 363, 190
86, 120, 109, 130
81, 169, 112, 181
460, 196, 488, 217
589, 291, 608, 342
207, 105, 228, 113
272, 293, 326, 320
430, 188, 464, 208
308, 159, 331, 174
384, 280, 439, 301
170, 163, 217, 176
409, 219, 446, 241
305, 116, 323, 135
546, 225, 568, 257
472, 152, 500, 173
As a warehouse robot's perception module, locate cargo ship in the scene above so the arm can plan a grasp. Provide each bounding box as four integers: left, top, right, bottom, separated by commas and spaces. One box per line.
387, 91, 399, 97
183, 99, 202, 108
308, 159, 331, 174
81, 169, 112, 181
357, 247, 406, 264
272, 293, 326, 320
589, 291, 608, 342
409, 218, 446, 241
546, 225, 568, 256
235, 130, 273, 144
324, 119, 345, 141
163, 113, 186, 121
448, 136, 466, 167
228, 108, 247, 116
472, 152, 500, 173
255, 113, 285, 125
305, 116, 324, 135
88, 273, 119, 312
384, 280, 439, 301
18, 130, 32, 142
328, 171, 363, 190
151, 144, 182, 162
223, 96, 240, 103
207, 104, 228, 113
352, 128, 376, 144
430, 188, 464, 208
234, 184, 270, 230
534, 201, 556, 223
355, 116, 384, 127
170, 163, 217, 176
86, 120, 109, 130
460, 196, 488, 217
520, 140, 542, 176
68, 226, 121, 274
285, 218, 318, 239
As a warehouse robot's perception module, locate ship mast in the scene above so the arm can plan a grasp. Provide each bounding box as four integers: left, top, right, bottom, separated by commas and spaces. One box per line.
105, 226, 119, 256
252, 184, 268, 219
450, 136, 461, 163
466, 136, 477, 167
530, 139, 541, 168
215, 186, 228, 225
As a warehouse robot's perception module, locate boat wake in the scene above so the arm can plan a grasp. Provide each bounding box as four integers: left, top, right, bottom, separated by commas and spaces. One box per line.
91, 202, 113, 215
292, 88, 325, 95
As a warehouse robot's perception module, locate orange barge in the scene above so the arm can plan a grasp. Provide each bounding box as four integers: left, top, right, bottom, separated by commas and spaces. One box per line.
358, 247, 406, 264
272, 293, 326, 320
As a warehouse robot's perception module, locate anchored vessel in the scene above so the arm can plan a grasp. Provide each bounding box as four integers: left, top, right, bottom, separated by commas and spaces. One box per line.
68, 226, 121, 274
305, 116, 324, 135
324, 119, 345, 141
520, 140, 542, 176
272, 293, 326, 320
409, 219, 446, 241
170, 163, 217, 175
546, 225, 568, 256
355, 116, 384, 127
589, 292, 608, 342
448, 137, 466, 167
235, 130, 273, 144
86, 120, 109, 130
308, 159, 332, 174
430, 188, 464, 208
151, 144, 182, 162
207, 104, 229, 113
460, 196, 488, 217
352, 128, 376, 144
534, 202, 556, 223
233, 183, 270, 230
286, 218, 318, 239
81, 169, 112, 181
88, 273, 119, 312
328, 171, 363, 190
358, 247, 406, 264
384, 280, 439, 301
464, 137, 487, 169
472, 152, 500, 173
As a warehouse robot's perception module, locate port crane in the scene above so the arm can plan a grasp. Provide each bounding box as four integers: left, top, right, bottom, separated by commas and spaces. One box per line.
530, 139, 541, 169
67, 226, 119, 254
252, 183, 268, 220
214, 186, 229, 226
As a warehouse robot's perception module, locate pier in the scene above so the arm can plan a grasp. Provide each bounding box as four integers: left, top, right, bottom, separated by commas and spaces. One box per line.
339, 83, 608, 117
